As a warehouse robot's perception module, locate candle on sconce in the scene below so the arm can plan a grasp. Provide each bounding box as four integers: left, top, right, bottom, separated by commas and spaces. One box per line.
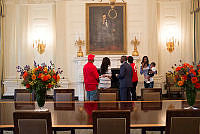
75, 32, 79, 41
139, 32, 141, 41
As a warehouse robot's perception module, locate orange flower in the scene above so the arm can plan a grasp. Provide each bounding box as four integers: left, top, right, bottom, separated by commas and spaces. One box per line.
57, 75, 60, 82
33, 68, 38, 72
23, 71, 28, 79
192, 77, 198, 83
178, 81, 184, 86
32, 74, 36, 80
183, 63, 189, 67
198, 69, 200, 73
47, 74, 51, 79
43, 68, 48, 74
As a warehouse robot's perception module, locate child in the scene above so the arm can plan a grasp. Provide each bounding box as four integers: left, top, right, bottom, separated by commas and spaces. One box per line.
148, 62, 157, 88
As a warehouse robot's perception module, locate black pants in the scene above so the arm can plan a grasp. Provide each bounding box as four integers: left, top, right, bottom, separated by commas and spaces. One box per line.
130, 81, 138, 101
144, 81, 150, 88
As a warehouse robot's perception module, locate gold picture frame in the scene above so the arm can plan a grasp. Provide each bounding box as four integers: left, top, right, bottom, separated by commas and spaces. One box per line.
86, 3, 127, 55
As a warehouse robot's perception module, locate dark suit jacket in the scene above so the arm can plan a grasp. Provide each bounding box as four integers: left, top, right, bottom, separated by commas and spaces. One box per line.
118, 62, 133, 88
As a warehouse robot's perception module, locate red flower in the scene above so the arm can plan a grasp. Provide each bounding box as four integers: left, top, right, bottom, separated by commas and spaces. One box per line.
195, 83, 200, 89
23, 71, 28, 79
190, 69, 195, 73
38, 66, 42, 70
176, 67, 181, 71
192, 77, 198, 83
42, 75, 49, 81
47, 84, 52, 89
26, 84, 30, 88
189, 65, 194, 69
192, 72, 197, 76
38, 73, 43, 79
53, 75, 57, 81
182, 75, 187, 81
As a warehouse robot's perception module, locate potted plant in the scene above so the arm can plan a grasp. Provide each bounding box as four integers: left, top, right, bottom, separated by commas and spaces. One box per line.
17, 61, 63, 111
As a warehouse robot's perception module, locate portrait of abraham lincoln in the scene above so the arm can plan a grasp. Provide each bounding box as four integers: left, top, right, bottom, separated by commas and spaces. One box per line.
86, 3, 127, 55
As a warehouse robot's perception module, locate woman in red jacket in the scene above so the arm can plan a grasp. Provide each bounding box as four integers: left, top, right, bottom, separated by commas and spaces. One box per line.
83, 54, 99, 101
128, 56, 138, 101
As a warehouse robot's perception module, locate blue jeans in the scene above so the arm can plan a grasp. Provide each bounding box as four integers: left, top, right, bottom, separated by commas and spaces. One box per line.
86, 90, 98, 101
149, 81, 154, 88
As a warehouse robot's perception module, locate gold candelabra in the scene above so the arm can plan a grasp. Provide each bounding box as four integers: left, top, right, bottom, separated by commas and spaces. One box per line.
98, 0, 125, 9
33, 39, 46, 54
75, 37, 85, 57
131, 36, 140, 56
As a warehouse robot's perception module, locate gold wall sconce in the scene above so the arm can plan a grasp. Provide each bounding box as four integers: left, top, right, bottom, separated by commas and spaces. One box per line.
131, 36, 140, 56
75, 37, 85, 57
166, 37, 179, 53
33, 39, 46, 54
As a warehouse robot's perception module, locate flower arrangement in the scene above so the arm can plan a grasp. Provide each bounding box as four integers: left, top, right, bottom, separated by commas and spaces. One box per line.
168, 60, 200, 107
17, 61, 63, 92
171, 61, 200, 89
17, 61, 63, 108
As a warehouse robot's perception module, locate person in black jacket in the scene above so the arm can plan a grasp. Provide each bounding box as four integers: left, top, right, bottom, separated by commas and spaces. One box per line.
117, 56, 133, 101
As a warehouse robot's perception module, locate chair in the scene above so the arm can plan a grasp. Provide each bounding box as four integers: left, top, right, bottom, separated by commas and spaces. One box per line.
93, 110, 130, 134
13, 111, 52, 134
98, 88, 119, 101
141, 88, 163, 134
166, 109, 200, 134
141, 88, 162, 101
165, 73, 184, 98
14, 89, 35, 110
53, 89, 75, 101
14, 89, 34, 101
98, 89, 119, 110
53, 89, 75, 133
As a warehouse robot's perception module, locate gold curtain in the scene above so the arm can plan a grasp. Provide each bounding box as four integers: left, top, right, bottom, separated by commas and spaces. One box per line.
192, 0, 200, 64
195, 11, 200, 63
0, 0, 4, 98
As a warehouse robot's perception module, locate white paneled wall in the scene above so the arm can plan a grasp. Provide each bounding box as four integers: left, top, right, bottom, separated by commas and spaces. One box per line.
2, 0, 192, 99
159, 1, 182, 76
